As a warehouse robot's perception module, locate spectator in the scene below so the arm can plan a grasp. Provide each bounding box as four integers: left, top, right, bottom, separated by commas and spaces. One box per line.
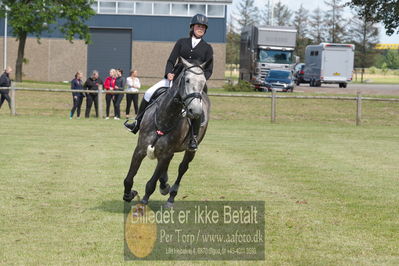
125, 69, 140, 119
103, 69, 117, 120
84, 70, 103, 118
0, 66, 12, 111
70, 71, 85, 119
113, 69, 126, 120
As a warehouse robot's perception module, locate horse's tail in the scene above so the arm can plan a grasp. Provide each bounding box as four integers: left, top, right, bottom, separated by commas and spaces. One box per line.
146, 145, 156, 160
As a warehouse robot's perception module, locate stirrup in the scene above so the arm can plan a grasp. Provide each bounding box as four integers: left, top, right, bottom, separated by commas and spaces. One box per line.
124, 120, 138, 133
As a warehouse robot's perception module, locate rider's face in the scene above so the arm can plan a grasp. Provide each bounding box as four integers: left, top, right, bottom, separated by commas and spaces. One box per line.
193, 24, 206, 38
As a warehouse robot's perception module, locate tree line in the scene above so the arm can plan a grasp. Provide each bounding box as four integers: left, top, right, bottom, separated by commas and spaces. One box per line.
227, 0, 399, 78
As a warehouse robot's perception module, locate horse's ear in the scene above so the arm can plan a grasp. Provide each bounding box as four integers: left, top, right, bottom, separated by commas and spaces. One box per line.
180, 57, 193, 68
200, 59, 211, 69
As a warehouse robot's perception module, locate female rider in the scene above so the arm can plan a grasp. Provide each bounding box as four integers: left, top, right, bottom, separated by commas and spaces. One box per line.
124, 13, 213, 151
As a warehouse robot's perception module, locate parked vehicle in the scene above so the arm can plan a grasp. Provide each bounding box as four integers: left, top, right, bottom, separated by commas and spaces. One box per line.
294, 63, 306, 85
262, 69, 295, 92
303, 43, 355, 88
239, 25, 297, 91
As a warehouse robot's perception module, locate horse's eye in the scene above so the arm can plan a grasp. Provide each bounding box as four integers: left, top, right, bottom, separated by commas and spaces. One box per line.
186, 79, 190, 83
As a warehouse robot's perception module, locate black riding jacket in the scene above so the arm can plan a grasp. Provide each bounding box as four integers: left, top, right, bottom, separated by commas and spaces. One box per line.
165, 37, 213, 80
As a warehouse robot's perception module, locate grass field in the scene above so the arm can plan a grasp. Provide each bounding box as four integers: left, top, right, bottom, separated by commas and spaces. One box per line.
1, 90, 399, 265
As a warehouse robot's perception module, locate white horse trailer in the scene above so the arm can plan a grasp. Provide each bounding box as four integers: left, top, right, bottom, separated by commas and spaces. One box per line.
303, 43, 355, 88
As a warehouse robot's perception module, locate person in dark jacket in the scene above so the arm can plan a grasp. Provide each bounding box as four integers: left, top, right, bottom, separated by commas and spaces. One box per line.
113, 69, 125, 120
0, 66, 12, 111
84, 70, 102, 118
70, 71, 85, 119
125, 13, 213, 151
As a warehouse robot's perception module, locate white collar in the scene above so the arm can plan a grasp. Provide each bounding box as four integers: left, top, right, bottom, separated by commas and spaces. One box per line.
191, 36, 201, 48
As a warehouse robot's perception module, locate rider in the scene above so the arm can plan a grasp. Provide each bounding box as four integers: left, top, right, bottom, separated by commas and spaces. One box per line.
124, 13, 213, 151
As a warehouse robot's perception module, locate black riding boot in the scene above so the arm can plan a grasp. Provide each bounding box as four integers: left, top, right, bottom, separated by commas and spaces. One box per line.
188, 118, 201, 151
124, 99, 149, 134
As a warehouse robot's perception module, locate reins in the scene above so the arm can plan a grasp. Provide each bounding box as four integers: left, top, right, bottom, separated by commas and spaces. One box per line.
150, 64, 205, 148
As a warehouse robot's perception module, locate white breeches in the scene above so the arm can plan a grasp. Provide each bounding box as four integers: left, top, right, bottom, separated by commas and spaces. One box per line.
143, 79, 173, 102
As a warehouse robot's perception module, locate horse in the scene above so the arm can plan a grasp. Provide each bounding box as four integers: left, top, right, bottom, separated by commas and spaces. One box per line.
123, 58, 210, 207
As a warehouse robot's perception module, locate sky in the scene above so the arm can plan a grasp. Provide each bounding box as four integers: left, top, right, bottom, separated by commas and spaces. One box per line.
230, 0, 399, 44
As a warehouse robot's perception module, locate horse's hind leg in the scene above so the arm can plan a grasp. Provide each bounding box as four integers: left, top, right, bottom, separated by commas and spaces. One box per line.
123, 146, 146, 202
141, 154, 174, 204
159, 171, 170, 195
166, 151, 195, 206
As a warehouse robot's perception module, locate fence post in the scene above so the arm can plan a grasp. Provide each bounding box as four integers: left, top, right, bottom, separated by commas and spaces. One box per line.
356, 91, 362, 126
10, 82, 16, 116
97, 85, 103, 119
271, 89, 276, 123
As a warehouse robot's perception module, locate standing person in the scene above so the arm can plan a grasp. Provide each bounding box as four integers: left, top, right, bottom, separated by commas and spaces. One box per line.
0, 66, 12, 111
103, 69, 117, 119
70, 71, 85, 119
125, 69, 140, 119
113, 69, 125, 120
124, 14, 213, 151
83, 70, 103, 118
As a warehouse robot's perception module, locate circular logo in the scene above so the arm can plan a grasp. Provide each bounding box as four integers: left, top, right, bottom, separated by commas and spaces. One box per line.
125, 204, 157, 258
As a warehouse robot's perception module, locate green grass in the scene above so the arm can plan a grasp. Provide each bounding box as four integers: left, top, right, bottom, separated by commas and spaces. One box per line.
352, 74, 399, 84
1, 92, 399, 265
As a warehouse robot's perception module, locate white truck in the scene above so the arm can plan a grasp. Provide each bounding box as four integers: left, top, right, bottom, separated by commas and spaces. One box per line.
302, 43, 355, 88
239, 25, 297, 90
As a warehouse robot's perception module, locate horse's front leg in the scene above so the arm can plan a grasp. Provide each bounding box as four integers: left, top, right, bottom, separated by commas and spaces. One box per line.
159, 171, 170, 195
166, 150, 195, 207
141, 154, 174, 205
123, 146, 147, 202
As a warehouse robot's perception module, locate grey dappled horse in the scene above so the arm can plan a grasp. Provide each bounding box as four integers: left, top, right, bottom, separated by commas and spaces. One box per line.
123, 58, 210, 207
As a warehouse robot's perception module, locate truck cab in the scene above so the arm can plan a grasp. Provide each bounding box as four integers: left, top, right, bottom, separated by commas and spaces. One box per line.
239, 26, 297, 91
257, 47, 294, 77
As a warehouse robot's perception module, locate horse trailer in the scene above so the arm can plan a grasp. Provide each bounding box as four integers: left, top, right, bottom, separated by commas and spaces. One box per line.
303, 43, 355, 88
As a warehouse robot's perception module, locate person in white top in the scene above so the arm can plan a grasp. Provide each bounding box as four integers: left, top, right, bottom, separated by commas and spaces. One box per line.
125, 70, 141, 118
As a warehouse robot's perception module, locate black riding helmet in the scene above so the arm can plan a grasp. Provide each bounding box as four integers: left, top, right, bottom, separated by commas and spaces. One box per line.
190, 14, 208, 29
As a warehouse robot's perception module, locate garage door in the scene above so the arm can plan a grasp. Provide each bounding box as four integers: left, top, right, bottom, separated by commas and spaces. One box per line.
87, 28, 132, 81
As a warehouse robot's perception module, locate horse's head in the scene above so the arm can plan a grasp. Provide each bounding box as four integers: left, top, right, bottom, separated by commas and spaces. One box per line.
176, 57, 207, 119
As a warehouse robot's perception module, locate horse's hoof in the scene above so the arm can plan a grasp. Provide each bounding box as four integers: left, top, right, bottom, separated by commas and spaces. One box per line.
123, 190, 138, 202
140, 198, 148, 205
160, 184, 170, 195
164, 201, 174, 208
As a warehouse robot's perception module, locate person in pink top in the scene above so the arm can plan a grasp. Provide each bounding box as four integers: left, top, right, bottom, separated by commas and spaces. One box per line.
103, 69, 117, 119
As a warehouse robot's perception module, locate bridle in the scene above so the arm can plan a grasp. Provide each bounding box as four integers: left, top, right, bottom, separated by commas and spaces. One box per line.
175, 65, 205, 109
152, 64, 206, 139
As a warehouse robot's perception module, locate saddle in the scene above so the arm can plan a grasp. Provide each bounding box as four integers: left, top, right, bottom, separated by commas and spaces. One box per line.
149, 87, 168, 104
148, 86, 208, 126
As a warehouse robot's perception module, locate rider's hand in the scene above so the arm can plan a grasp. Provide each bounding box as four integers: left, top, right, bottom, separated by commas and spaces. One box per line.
167, 73, 175, 81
